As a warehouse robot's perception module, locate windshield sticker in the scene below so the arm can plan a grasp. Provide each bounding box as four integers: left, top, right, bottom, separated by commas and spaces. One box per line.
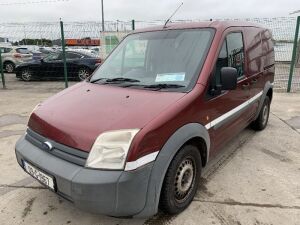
155, 73, 185, 82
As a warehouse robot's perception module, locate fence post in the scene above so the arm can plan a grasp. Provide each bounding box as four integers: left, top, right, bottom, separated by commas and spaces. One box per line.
287, 16, 300, 93
0, 49, 6, 89
132, 20, 135, 30
60, 19, 68, 88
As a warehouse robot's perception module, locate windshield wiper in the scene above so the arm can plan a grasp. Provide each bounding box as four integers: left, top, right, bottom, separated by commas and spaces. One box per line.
90, 77, 140, 84
105, 77, 140, 83
90, 78, 107, 83
143, 84, 185, 90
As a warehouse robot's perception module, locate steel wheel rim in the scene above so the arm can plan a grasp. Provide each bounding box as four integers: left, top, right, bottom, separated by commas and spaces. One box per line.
22, 70, 31, 81
6, 64, 14, 73
174, 157, 195, 203
78, 69, 89, 80
262, 104, 269, 126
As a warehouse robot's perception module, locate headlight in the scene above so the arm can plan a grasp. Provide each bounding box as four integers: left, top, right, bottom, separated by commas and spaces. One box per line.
85, 129, 140, 170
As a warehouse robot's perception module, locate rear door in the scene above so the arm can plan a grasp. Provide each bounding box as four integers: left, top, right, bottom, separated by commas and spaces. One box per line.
65, 52, 83, 77
205, 29, 253, 157
40, 52, 63, 78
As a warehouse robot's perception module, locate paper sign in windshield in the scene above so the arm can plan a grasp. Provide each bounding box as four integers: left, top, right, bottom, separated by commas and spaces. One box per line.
155, 73, 185, 82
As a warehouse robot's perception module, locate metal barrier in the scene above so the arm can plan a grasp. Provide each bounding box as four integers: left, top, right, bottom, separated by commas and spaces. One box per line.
0, 48, 5, 89
0, 17, 299, 92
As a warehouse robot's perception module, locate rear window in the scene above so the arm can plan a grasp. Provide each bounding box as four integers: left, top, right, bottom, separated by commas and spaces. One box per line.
16, 48, 30, 54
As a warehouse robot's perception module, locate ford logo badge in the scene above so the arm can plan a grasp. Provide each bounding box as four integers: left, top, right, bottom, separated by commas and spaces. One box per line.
42, 141, 53, 151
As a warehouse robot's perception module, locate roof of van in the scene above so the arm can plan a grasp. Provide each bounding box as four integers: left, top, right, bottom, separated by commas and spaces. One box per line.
132, 21, 265, 34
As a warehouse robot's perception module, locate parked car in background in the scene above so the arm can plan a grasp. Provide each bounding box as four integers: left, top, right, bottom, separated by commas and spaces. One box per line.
30, 50, 43, 61
0, 47, 33, 73
15, 50, 101, 81
39, 47, 56, 58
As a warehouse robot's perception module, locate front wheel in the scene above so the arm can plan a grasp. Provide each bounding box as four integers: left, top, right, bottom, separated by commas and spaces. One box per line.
21, 68, 33, 81
159, 145, 202, 214
251, 96, 270, 131
78, 68, 91, 81
4, 62, 15, 73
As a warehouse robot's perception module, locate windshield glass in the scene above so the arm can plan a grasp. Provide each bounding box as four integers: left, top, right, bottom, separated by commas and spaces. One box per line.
90, 29, 214, 91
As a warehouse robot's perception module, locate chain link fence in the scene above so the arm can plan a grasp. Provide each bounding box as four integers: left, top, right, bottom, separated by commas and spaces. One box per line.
0, 17, 299, 92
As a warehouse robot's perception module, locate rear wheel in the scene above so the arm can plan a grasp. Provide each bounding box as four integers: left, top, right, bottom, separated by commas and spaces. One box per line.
251, 96, 270, 131
4, 62, 15, 73
78, 68, 90, 81
159, 145, 202, 214
21, 68, 32, 81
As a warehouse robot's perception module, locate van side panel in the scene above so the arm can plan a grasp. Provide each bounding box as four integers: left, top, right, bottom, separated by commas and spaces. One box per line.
261, 29, 275, 85
243, 27, 265, 118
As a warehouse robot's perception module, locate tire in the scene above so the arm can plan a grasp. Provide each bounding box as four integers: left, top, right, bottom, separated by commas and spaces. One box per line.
21, 68, 32, 81
78, 67, 91, 81
251, 96, 270, 131
159, 145, 202, 214
4, 62, 15, 73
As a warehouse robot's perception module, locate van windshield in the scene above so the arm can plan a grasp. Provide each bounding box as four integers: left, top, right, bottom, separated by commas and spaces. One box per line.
91, 29, 214, 92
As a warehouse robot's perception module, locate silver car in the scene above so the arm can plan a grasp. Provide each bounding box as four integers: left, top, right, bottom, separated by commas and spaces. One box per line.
0, 47, 33, 73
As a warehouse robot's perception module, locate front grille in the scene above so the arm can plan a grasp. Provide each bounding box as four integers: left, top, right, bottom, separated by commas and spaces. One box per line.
25, 128, 88, 166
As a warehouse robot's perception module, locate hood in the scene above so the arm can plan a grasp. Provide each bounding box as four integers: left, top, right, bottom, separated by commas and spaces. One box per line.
28, 82, 186, 152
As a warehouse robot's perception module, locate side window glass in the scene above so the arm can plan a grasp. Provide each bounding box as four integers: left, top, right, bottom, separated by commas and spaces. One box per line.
214, 41, 228, 86
66, 52, 82, 59
57, 53, 63, 60
226, 32, 245, 77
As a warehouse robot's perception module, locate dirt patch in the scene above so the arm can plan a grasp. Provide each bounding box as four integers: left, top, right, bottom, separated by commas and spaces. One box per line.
143, 211, 176, 225
22, 197, 36, 218
48, 204, 57, 211
196, 177, 215, 198
259, 147, 292, 163
194, 198, 300, 210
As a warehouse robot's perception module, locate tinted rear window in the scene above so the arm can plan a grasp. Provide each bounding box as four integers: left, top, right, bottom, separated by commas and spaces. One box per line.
16, 48, 30, 54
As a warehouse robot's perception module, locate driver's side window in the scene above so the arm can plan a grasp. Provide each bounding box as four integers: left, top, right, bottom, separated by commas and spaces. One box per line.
210, 32, 244, 94
45, 53, 62, 62
213, 41, 228, 87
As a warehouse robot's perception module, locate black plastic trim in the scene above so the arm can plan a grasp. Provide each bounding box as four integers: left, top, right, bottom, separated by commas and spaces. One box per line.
25, 128, 88, 166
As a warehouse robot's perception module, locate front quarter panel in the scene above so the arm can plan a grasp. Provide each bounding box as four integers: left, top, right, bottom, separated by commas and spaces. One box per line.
136, 123, 210, 217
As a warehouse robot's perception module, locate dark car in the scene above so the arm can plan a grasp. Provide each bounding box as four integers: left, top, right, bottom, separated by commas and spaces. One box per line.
15, 50, 101, 81
15, 21, 274, 217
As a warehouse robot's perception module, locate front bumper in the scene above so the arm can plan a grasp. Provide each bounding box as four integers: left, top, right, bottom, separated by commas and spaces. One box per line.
15, 135, 154, 217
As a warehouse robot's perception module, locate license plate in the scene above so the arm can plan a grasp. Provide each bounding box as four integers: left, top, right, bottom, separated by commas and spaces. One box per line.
23, 161, 55, 190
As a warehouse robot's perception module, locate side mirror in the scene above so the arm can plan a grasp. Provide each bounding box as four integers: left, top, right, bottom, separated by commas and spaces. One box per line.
220, 67, 238, 90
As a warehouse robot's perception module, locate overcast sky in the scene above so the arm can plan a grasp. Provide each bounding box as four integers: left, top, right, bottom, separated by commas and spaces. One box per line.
0, 0, 299, 23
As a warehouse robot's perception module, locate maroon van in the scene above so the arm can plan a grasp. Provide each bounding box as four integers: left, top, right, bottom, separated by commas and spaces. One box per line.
15, 21, 274, 217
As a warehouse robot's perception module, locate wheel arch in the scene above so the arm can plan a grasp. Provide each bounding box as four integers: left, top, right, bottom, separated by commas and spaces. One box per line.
184, 136, 208, 168
135, 123, 210, 217
3, 60, 15, 66
266, 88, 273, 101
